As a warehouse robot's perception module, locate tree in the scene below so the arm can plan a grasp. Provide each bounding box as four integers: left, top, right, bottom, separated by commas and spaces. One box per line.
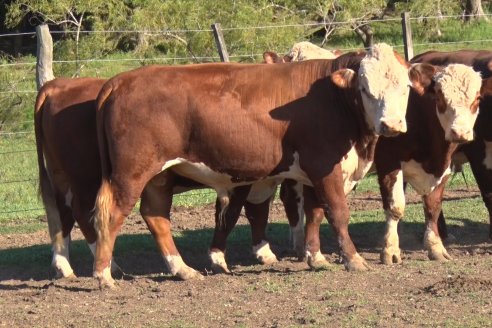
463, 0, 489, 21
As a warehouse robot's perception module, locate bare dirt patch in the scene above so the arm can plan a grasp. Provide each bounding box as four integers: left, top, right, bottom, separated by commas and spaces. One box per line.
1, 189, 491, 327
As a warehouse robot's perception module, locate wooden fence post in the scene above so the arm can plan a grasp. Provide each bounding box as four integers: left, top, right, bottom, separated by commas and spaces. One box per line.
211, 23, 229, 62
36, 24, 55, 90
401, 12, 414, 61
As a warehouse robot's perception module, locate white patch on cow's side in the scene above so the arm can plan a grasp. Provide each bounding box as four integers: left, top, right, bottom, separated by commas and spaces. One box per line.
64, 188, 73, 208
434, 64, 482, 142
246, 179, 281, 204
358, 43, 410, 135
402, 160, 451, 195
341, 146, 374, 195
52, 235, 74, 278
252, 240, 278, 264
276, 152, 311, 186
164, 255, 187, 275
483, 141, 492, 170
287, 41, 338, 61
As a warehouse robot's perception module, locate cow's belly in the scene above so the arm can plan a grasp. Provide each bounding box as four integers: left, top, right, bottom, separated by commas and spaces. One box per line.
341, 146, 373, 195
401, 159, 451, 195
163, 153, 311, 199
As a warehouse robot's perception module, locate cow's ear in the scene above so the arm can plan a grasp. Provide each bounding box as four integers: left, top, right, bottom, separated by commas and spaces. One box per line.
480, 77, 492, 97
263, 51, 282, 64
409, 63, 437, 96
282, 55, 292, 63
331, 69, 356, 89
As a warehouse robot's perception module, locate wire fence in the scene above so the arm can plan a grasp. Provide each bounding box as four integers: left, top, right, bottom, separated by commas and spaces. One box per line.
0, 13, 489, 219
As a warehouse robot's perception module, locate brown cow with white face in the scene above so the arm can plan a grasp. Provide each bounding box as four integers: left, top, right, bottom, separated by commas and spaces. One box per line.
411, 50, 492, 240
93, 43, 417, 288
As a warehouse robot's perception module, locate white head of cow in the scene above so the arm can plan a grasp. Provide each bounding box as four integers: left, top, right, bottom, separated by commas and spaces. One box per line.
358, 43, 411, 137
432, 64, 483, 143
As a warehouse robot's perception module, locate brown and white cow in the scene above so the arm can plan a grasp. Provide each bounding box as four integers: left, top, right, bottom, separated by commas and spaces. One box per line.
93, 43, 416, 288
35, 78, 109, 278
263, 41, 342, 64
411, 50, 492, 240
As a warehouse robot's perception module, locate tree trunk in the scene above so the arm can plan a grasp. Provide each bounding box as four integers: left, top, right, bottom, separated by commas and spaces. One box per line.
464, 0, 488, 21
353, 24, 374, 48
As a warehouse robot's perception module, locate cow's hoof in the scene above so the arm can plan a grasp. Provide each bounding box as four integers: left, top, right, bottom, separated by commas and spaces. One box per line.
257, 253, 278, 265
345, 253, 371, 271
210, 262, 230, 274
428, 247, 452, 261
253, 241, 278, 265
94, 269, 116, 289
209, 251, 230, 274
176, 267, 204, 281
380, 247, 402, 265
306, 251, 329, 269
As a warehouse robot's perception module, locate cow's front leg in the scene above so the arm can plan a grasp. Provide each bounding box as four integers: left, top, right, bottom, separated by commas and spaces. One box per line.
209, 185, 251, 274
312, 167, 369, 271
380, 170, 405, 264
423, 177, 452, 261
303, 186, 330, 268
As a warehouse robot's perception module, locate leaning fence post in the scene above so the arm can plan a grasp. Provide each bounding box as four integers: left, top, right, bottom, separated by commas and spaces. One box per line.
401, 12, 414, 61
211, 23, 229, 62
36, 24, 55, 90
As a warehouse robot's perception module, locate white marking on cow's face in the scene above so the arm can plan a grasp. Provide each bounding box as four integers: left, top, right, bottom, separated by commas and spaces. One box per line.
246, 179, 281, 204
358, 43, 410, 136
433, 64, 482, 143
402, 160, 451, 195
341, 146, 374, 194
52, 235, 74, 278
164, 255, 187, 275
64, 189, 73, 208
252, 240, 278, 264
483, 141, 492, 170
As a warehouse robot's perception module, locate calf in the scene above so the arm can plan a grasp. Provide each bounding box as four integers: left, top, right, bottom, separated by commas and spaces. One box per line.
411, 50, 492, 240
93, 43, 415, 288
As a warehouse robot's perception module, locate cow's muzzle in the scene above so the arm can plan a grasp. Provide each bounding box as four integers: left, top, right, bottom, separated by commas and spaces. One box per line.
379, 120, 406, 137
449, 128, 474, 144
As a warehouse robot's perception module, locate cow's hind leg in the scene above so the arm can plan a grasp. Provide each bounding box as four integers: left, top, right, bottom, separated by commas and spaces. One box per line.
141, 172, 203, 280
280, 180, 305, 260
380, 170, 405, 265
209, 185, 251, 274
52, 196, 77, 279
244, 196, 278, 265
423, 177, 452, 261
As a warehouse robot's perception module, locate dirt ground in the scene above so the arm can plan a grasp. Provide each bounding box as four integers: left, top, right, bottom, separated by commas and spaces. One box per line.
1, 189, 491, 328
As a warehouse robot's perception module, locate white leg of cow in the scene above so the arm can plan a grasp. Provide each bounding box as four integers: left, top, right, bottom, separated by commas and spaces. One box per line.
252, 240, 278, 265
88, 242, 123, 275
290, 215, 305, 260
52, 235, 75, 278
424, 228, 452, 261
380, 170, 405, 265
209, 250, 230, 274
163, 255, 203, 280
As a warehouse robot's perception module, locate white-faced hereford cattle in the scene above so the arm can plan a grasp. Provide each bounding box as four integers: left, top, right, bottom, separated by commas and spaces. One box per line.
218, 62, 492, 270
411, 50, 492, 240
93, 43, 416, 288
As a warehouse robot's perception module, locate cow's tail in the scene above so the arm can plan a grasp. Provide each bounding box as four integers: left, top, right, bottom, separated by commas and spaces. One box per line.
92, 83, 114, 249
34, 87, 64, 253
